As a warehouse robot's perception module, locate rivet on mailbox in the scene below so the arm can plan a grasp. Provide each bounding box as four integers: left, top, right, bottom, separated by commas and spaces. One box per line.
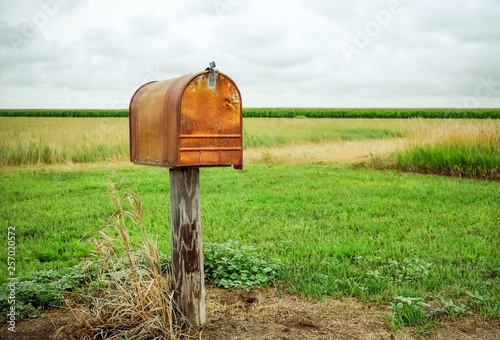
129, 62, 243, 170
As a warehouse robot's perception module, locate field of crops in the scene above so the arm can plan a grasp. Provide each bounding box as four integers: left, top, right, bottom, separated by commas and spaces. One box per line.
1, 116, 498, 180
0, 109, 129, 118
1, 107, 500, 118
244, 107, 500, 119
0, 117, 408, 166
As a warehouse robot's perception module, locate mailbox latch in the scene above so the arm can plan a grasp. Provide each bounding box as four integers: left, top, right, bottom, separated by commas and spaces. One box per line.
207, 61, 219, 89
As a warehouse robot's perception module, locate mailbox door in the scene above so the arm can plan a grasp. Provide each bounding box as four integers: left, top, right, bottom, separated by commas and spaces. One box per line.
177, 72, 242, 167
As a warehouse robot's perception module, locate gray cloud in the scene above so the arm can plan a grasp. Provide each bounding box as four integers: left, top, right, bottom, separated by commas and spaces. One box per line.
0, 0, 499, 108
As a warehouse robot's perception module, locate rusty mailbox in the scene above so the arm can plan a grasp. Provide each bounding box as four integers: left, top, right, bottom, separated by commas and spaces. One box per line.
129, 63, 243, 169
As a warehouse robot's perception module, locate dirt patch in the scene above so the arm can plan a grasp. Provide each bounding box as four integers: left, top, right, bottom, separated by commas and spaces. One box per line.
204, 287, 396, 340
0, 308, 76, 340
203, 287, 500, 340
2, 287, 499, 340
244, 138, 407, 165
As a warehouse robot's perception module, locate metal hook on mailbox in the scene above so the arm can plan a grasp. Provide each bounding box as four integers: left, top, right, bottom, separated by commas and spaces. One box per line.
207, 61, 219, 89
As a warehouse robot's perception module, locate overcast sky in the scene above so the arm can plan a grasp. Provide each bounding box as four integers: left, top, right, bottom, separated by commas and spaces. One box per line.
1, 0, 499, 109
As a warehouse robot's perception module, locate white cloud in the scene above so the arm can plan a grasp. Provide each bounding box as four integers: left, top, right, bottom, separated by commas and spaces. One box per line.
0, 0, 499, 108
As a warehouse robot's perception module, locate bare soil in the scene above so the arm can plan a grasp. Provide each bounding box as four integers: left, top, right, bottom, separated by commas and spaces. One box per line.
1, 287, 499, 340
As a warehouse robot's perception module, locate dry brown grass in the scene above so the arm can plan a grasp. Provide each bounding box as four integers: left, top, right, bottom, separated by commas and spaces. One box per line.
404, 118, 500, 147
0, 117, 405, 165
244, 138, 408, 165
3, 117, 498, 170
393, 119, 500, 179
54, 183, 197, 339
243, 119, 500, 170
0, 117, 129, 165
7, 286, 499, 339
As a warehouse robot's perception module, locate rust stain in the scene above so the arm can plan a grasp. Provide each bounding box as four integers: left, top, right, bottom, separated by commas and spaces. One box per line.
129, 71, 243, 169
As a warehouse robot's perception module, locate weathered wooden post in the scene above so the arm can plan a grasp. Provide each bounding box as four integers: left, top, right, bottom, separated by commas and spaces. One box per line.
129, 62, 243, 327
169, 167, 205, 325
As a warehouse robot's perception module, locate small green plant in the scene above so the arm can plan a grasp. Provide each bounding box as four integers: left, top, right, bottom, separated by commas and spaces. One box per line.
384, 295, 436, 335
466, 290, 490, 306
387, 258, 433, 284
433, 296, 467, 318
204, 240, 281, 291
0, 264, 90, 322
465, 290, 499, 317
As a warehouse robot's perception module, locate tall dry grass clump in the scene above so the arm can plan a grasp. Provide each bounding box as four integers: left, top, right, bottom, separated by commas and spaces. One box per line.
405, 119, 499, 146
396, 119, 500, 180
57, 183, 196, 339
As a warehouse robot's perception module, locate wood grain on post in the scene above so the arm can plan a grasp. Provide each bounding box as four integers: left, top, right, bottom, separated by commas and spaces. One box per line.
169, 168, 206, 327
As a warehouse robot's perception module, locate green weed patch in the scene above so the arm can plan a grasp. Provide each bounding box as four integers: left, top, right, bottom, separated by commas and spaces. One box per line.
394, 121, 500, 180
396, 143, 500, 180
204, 240, 281, 290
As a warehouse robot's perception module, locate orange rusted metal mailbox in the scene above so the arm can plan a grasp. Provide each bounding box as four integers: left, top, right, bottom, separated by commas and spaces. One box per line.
129, 63, 243, 169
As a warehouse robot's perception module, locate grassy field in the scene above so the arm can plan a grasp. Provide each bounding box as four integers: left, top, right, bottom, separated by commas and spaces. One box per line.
0, 117, 407, 165
394, 120, 500, 180
1, 116, 498, 179
1, 115, 499, 329
244, 118, 405, 147
1, 165, 499, 319
0, 117, 129, 165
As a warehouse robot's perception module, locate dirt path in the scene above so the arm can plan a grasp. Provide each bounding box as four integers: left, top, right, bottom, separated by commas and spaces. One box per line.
244, 138, 408, 165
2, 287, 499, 340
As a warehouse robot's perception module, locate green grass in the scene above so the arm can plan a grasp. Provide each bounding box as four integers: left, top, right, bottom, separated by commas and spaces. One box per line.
243, 118, 405, 148
1, 108, 499, 118
2, 117, 498, 175
396, 143, 500, 180
1, 165, 499, 319
389, 120, 500, 180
